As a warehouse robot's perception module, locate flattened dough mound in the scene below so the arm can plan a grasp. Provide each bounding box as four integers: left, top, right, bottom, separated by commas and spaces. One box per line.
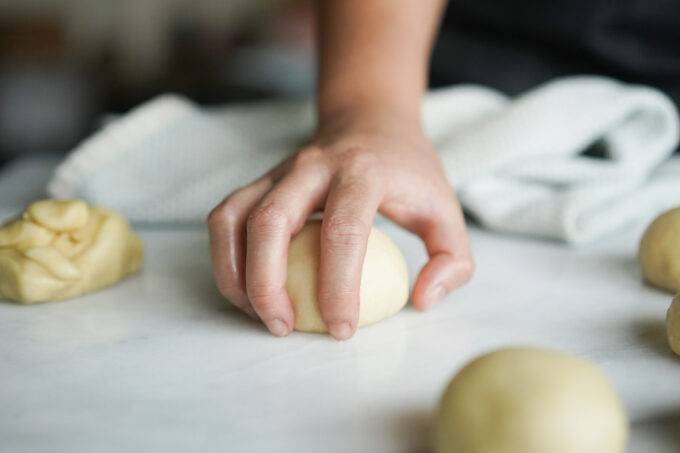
0, 199, 143, 303
638, 207, 680, 293
435, 347, 628, 453
668, 294, 680, 356
286, 221, 409, 333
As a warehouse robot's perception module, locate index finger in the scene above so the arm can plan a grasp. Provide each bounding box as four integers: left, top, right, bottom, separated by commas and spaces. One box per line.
246, 169, 328, 336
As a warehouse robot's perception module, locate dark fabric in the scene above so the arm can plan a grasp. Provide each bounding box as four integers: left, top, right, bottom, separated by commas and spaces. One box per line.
430, 0, 680, 110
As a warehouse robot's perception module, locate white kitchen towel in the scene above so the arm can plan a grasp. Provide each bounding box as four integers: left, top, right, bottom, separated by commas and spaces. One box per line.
47, 76, 680, 244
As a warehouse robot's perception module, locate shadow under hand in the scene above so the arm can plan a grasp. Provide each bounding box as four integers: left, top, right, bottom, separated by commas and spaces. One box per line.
168, 233, 264, 331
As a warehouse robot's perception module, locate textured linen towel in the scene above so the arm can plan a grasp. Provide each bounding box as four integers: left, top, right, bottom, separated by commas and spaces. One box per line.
48, 76, 680, 244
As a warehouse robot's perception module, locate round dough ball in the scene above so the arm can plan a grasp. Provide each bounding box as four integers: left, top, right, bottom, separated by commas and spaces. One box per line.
638, 207, 680, 293
435, 348, 628, 453
667, 294, 680, 356
286, 221, 409, 333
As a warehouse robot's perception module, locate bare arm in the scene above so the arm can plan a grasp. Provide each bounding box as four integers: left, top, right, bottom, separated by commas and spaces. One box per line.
208, 0, 474, 340
317, 0, 446, 123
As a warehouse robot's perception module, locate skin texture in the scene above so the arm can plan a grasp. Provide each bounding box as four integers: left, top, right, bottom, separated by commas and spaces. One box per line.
207, 0, 474, 340
435, 348, 629, 453
668, 294, 680, 356
287, 221, 409, 333
638, 207, 680, 293
0, 199, 143, 303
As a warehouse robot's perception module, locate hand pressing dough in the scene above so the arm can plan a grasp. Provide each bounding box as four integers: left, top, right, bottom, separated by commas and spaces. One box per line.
435, 347, 628, 453
0, 199, 143, 303
638, 207, 680, 293
286, 221, 409, 333
668, 294, 680, 356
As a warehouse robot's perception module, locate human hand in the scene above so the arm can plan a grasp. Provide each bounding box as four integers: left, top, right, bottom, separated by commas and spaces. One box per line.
207, 108, 473, 340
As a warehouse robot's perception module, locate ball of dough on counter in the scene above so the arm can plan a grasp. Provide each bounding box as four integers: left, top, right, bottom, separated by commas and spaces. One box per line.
435, 347, 628, 453
638, 207, 680, 293
0, 199, 143, 304
286, 221, 409, 333
667, 294, 680, 356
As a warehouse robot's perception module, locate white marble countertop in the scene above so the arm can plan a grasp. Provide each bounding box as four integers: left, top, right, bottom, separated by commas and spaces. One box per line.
0, 158, 679, 452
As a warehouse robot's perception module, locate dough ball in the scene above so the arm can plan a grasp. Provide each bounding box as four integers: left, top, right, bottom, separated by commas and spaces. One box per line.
668, 294, 680, 356
0, 199, 143, 304
638, 207, 680, 293
286, 221, 409, 333
435, 347, 628, 453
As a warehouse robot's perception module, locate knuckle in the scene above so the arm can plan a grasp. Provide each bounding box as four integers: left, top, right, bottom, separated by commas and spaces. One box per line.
292, 146, 324, 170
246, 281, 283, 306
208, 205, 238, 228
207, 190, 248, 226
322, 215, 367, 248
247, 203, 289, 235
341, 148, 379, 175
207, 203, 231, 227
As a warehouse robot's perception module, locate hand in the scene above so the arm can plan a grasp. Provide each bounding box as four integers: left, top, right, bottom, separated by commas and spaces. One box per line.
207, 108, 474, 340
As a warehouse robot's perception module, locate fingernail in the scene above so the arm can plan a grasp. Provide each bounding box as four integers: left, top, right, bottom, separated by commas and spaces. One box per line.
328, 321, 353, 341
425, 285, 446, 308
267, 318, 290, 337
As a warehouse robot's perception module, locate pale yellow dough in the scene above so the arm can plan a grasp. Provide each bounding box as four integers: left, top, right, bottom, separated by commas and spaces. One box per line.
0, 199, 143, 304
667, 294, 680, 356
435, 348, 628, 453
638, 207, 680, 293
286, 221, 409, 333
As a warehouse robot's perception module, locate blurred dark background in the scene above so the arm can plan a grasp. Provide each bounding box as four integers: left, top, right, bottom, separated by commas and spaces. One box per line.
0, 0, 316, 167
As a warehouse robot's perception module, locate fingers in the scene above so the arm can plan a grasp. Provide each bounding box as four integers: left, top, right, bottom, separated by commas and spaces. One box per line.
207, 177, 272, 321
318, 164, 383, 341
410, 197, 474, 311
246, 165, 330, 337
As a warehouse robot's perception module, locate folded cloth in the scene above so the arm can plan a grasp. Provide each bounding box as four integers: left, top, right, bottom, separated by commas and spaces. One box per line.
48, 76, 680, 244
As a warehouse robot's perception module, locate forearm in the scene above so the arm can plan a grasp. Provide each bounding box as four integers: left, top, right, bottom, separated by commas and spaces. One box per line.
317, 0, 447, 127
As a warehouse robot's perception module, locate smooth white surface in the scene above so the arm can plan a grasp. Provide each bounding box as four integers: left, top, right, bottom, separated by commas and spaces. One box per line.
0, 220, 679, 452
0, 158, 679, 452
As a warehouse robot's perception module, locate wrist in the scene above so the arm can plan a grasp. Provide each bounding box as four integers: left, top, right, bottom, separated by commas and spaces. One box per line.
318, 83, 422, 119
316, 100, 423, 139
